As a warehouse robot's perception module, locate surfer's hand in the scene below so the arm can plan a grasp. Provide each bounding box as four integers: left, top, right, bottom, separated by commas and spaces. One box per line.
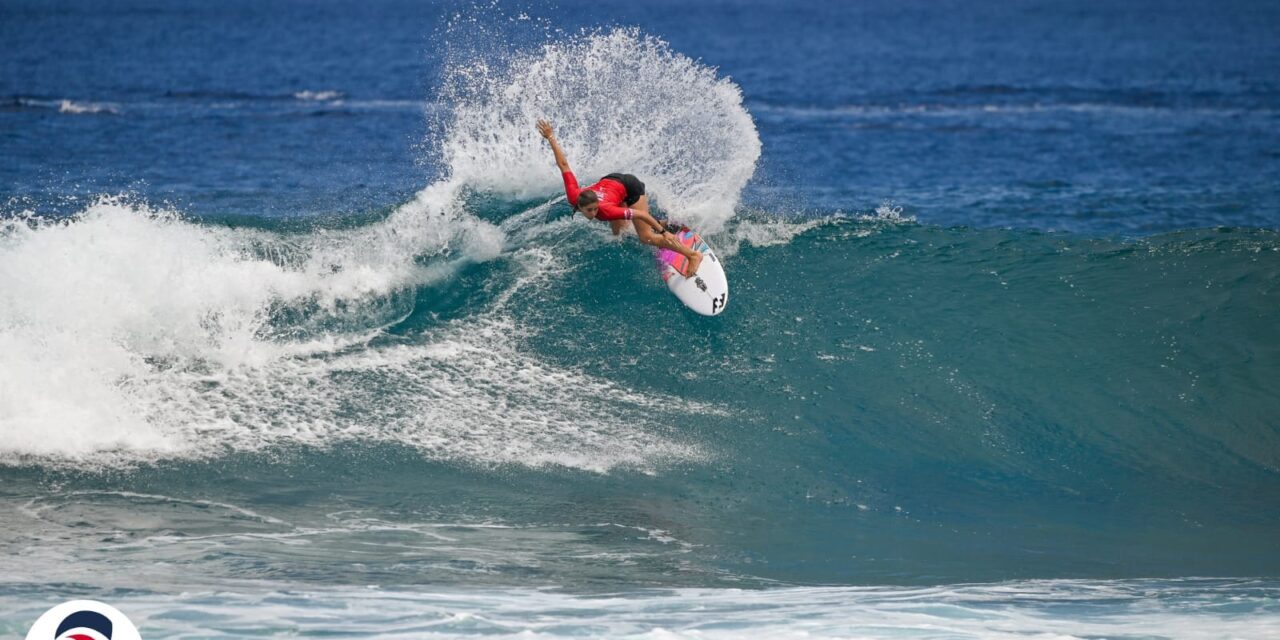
536, 119, 554, 140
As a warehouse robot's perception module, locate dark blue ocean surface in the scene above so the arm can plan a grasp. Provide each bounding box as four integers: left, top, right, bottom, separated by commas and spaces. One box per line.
2, 1, 1279, 637
5, 0, 1279, 232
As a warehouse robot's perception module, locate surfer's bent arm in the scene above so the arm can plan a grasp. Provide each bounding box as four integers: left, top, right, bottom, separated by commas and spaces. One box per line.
593, 201, 635, 222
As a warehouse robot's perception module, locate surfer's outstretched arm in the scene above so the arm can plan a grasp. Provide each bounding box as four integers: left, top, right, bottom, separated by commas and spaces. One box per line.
539, 119, 589, 215
537, 120, 571, 173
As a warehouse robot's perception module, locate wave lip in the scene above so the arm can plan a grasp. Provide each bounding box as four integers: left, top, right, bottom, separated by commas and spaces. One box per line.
3, 92, 427, 117
56, 99, 119, 114
3, 97, 120, 114
752, 100, 1279, 120
292, 89, 345, 102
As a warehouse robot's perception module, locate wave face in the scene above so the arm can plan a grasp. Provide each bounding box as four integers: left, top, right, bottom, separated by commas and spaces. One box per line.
3, 195, 1279, 586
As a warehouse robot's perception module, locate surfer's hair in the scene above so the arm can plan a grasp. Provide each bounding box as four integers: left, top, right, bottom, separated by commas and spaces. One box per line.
576, 190, 599, 210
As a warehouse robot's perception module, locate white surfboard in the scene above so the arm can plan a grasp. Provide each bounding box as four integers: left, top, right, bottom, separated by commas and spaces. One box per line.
655, 226, 728, 316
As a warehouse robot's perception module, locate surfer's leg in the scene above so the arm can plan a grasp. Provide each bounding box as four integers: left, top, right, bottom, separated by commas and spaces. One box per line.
632, 220, 672, 249
633, 218, 703, 277
629, 199, 703, 276
681, 244, 704, 277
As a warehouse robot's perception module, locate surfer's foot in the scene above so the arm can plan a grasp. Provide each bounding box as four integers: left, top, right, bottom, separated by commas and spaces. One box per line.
683, 251, 703, 278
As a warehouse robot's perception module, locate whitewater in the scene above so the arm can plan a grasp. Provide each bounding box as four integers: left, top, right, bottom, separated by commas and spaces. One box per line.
1, 30, 757, 471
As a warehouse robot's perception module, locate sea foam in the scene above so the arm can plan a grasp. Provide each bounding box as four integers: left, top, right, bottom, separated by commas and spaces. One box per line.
435, 29, 761, 233
0, 30, 754, 471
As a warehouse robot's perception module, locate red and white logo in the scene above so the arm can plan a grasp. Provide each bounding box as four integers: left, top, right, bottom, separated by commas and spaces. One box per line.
25, 600, 141, 640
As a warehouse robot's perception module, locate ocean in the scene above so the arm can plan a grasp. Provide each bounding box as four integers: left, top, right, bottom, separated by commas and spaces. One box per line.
2, 0, 1279, 637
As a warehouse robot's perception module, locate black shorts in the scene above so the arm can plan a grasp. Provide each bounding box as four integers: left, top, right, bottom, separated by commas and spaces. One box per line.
602, 173, 645, 206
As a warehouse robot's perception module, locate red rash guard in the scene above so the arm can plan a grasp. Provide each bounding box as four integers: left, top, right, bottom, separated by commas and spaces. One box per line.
562, 171, 633, 221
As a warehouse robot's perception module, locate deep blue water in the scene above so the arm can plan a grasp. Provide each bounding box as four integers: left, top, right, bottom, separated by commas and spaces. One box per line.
2, 0, 1279, 637
6, 0, 1280, 231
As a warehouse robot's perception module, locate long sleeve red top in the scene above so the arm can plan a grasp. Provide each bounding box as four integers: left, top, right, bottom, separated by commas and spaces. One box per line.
561, 171, 633, 221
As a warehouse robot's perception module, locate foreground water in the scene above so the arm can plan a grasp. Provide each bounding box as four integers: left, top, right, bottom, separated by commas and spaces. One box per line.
3, 0, 1279, 637
2, 580, 1277, 638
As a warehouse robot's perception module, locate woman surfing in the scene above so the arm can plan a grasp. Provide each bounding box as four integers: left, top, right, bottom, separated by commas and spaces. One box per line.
537, 120, 703, 277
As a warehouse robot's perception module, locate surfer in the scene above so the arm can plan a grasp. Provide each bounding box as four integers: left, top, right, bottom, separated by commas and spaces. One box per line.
537, 120, 703, 277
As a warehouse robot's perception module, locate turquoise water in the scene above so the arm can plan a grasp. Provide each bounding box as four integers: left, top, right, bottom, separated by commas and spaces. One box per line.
3, 206, 1277, 635
3, 0, 1279, 636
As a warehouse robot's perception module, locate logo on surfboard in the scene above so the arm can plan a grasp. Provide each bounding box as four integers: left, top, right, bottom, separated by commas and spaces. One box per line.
711, 292, 727, 314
